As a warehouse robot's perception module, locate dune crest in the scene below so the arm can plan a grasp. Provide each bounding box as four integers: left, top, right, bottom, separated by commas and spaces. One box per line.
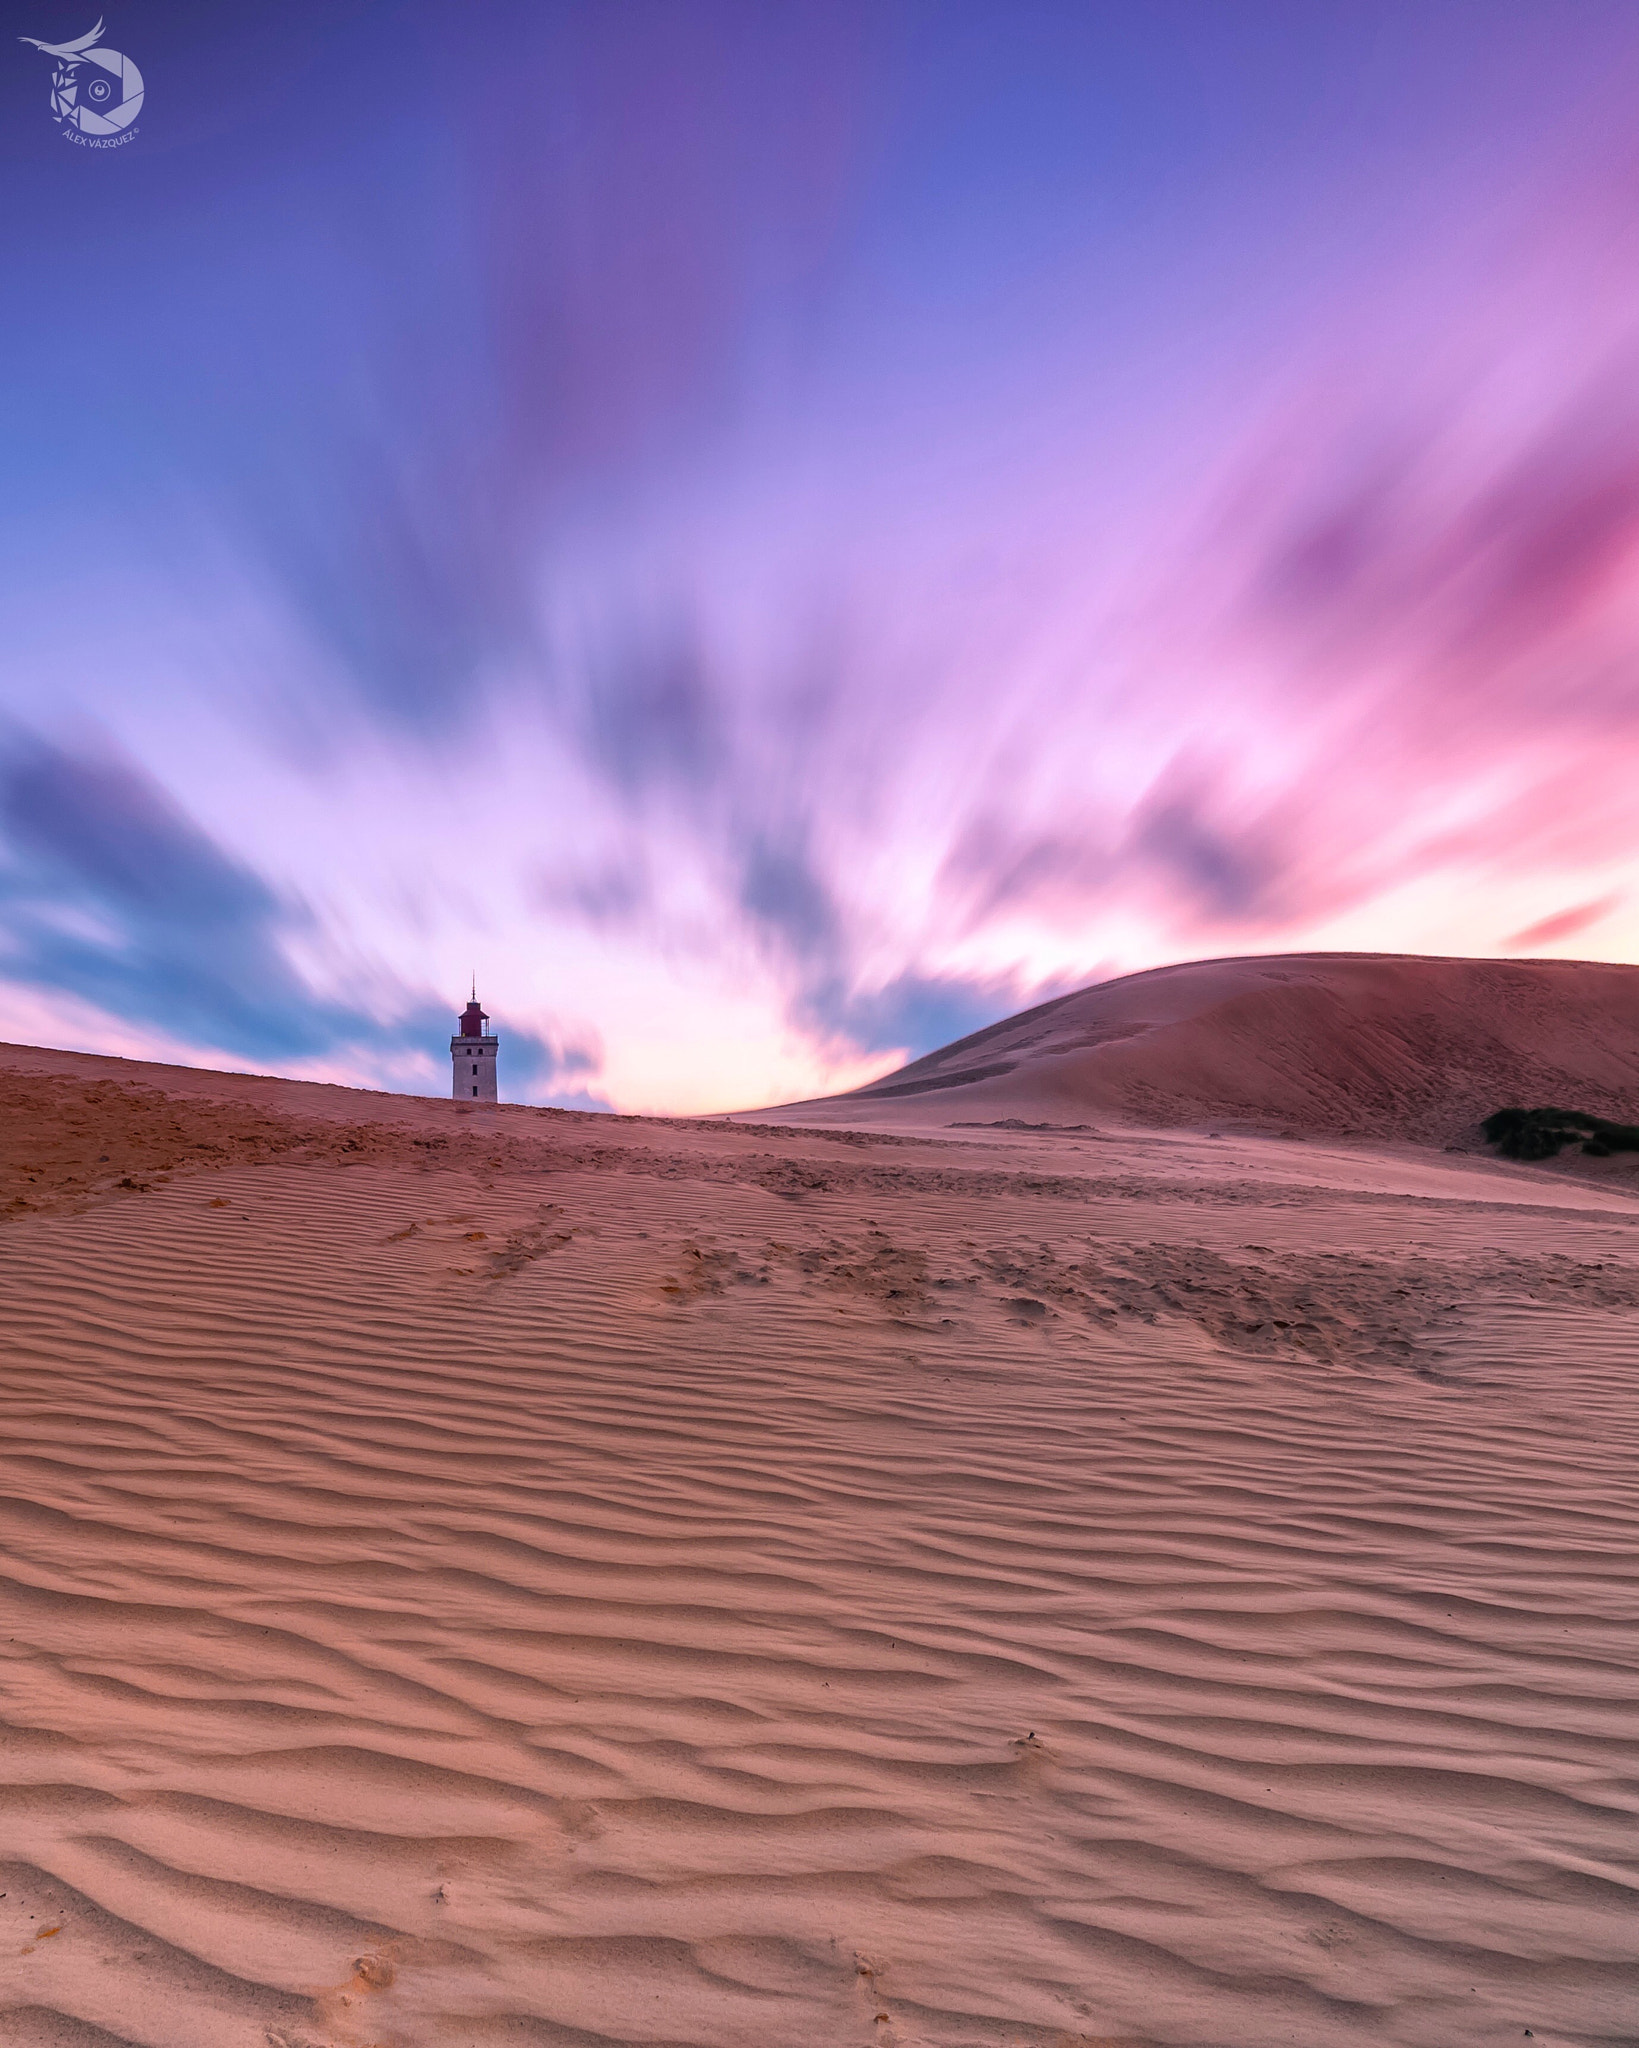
772, 952, 1639, 1145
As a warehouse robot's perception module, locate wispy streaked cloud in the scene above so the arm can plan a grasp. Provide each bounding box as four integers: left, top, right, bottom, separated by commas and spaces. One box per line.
0, 732, 600, 1101
1508, 894, 1624, 951
4, 2, 1639, 1110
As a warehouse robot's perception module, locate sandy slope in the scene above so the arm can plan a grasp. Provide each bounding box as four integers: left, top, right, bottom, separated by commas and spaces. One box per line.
2, 1047, 1639, 2046
768, 953, 1639, 1147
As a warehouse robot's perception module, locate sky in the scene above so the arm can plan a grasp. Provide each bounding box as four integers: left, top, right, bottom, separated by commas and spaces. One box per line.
4, 1, 1639, 1113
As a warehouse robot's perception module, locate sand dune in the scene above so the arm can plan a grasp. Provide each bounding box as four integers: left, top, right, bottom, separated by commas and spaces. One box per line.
774, 953, 1639, 1148
2, 1043, 1639, 2045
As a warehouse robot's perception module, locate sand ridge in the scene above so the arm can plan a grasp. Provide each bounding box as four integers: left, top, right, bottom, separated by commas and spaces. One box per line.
770, 952, 1639, 1154
1, 1043, 1638, 2043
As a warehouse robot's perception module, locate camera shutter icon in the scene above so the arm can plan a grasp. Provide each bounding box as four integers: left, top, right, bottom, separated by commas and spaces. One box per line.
76, 56, 122, 112
22, 26, 145, 136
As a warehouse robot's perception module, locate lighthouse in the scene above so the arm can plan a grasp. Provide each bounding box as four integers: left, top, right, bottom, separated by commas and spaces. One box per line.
451, 987, 499, 1102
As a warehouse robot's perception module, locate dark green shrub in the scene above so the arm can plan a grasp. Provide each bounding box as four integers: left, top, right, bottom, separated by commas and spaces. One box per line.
1482, 1106, 1639, 1160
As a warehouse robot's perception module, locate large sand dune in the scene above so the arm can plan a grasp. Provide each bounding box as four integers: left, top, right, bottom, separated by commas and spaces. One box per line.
779, 953, 1639, 1145
2, 1040, 1639, 2045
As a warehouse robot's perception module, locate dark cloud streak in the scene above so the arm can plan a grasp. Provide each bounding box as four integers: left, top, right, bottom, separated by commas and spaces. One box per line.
0, 732, 597, 1095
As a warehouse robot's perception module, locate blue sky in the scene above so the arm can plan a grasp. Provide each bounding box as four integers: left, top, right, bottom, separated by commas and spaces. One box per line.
5, 1, 1639, 1109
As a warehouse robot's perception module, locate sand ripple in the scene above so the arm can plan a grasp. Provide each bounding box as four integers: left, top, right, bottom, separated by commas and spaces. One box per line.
2, 1115, 1638, 2045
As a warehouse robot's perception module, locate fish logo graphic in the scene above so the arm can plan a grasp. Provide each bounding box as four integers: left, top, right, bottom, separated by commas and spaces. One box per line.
19, 17, 144, 137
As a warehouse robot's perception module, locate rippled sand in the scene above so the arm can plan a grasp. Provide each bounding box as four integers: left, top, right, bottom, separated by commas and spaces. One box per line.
2, 1052, 1638, 2046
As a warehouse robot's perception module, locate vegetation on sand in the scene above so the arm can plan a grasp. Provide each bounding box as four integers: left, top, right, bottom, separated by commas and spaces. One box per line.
1482, 1106, 1639, 1161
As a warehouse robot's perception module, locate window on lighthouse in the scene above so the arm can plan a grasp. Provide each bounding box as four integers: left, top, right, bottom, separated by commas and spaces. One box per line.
472, 1062, 478, 1074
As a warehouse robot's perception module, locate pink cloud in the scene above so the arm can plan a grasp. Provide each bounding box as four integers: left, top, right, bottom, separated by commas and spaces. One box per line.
1507, 894, 1623, 950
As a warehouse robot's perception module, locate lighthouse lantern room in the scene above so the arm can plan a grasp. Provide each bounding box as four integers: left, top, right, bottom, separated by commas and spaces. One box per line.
451, 987, 499, 1102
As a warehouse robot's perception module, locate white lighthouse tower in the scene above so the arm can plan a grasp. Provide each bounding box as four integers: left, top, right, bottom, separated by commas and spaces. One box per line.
451, 985, 499, 1102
